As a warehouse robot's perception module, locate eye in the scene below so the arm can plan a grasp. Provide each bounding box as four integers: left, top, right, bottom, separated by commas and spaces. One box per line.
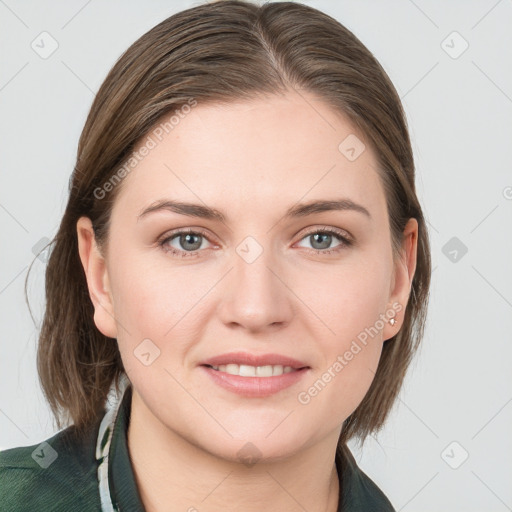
158, 228, 213, 258
158, 226, 353, 259
295, 227, 353, 255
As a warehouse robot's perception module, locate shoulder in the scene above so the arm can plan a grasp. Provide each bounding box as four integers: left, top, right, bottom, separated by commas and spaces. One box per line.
0, 423, 102, 511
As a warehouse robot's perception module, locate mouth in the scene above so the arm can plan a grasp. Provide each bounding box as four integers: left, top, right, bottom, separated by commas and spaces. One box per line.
203, 363, 304, 377
199, 352, 311, 397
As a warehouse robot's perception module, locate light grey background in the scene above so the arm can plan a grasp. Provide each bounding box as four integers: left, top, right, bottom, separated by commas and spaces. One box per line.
1, 1, 511, 510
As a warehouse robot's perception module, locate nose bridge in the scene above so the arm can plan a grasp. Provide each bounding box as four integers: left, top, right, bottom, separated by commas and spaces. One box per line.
219, 232, 293, 330
235, 236, 273, 292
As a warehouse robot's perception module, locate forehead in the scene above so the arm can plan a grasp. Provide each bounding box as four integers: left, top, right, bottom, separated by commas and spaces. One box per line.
111, 90, 385, 222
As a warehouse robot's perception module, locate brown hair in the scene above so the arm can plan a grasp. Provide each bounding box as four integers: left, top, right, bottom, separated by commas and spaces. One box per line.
27, 0, 431, 449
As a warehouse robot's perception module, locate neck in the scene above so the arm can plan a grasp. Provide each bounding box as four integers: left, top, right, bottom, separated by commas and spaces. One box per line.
127, 391, 341, 512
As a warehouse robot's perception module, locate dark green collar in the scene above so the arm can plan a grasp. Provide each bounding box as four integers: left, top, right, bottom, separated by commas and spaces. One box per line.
108, 385, 146, 511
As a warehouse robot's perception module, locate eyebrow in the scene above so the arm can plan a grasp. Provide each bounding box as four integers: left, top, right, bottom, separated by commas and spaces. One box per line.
137, 198, 372, 223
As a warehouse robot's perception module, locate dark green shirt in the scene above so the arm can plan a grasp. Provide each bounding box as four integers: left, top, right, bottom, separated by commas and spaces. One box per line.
0, 385, 396, 511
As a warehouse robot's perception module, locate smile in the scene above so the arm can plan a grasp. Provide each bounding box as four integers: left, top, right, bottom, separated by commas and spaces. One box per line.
207, 364, 296, 377
200, 365, 309, 397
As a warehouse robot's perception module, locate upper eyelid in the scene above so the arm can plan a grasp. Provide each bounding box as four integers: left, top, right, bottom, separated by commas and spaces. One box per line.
296, 225, 352, 240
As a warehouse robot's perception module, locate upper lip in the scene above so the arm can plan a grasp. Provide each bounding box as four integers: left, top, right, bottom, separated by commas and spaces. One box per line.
200, 351, 309, 370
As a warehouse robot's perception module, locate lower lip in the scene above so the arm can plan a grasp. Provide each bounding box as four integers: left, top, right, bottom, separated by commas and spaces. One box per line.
200, 365, 310, 397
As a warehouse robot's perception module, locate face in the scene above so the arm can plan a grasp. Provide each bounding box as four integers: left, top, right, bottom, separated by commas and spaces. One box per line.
78, 89, 416, 462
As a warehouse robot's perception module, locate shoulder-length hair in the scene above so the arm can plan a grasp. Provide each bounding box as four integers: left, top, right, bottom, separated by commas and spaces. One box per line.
28, 0, 431, 448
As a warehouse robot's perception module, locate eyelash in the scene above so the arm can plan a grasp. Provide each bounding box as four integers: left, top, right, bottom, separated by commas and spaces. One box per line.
157, 227, 353, 258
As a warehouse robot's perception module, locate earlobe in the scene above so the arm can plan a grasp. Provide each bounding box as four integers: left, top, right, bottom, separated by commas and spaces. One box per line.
383, 218, 419, 341
76, 216, 118, 339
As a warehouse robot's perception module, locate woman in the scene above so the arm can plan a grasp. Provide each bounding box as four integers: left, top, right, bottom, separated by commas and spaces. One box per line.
0, 1, 431, 510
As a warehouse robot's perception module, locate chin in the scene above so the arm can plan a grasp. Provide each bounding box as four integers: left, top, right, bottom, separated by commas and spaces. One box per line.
194, 427, 313, 466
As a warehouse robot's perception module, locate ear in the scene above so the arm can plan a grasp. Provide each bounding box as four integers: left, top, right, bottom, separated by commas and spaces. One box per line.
383, 218, 418, 341
76, 216, 118, 339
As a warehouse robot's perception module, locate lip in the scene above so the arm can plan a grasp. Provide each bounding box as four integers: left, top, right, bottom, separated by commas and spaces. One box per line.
200, 365, 310, 398
199, 351, 311, 398
200, 351, 309, 370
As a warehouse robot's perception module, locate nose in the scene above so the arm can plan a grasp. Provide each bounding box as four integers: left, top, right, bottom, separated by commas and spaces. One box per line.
216, 238, 294, 333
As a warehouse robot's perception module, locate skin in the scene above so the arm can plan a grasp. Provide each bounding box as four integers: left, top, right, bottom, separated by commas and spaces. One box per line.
77, 89, 417, 512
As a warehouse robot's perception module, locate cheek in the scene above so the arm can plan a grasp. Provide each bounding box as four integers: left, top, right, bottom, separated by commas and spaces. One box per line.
108, 252, 214, 373
109, 250, 203, 332
299, 249, 391, 342
296, 254, 390, 417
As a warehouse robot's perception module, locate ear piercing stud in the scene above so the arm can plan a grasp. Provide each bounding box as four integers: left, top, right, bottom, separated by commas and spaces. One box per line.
389, 317, 397, 326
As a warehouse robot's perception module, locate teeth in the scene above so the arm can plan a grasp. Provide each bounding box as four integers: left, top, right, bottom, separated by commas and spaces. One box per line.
210, 364, 296, 377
